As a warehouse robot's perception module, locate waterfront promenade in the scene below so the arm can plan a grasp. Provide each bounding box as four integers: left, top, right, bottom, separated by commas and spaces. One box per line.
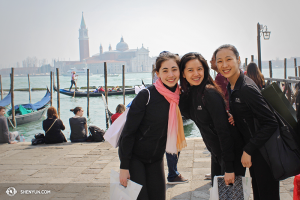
0, 138, 294, 200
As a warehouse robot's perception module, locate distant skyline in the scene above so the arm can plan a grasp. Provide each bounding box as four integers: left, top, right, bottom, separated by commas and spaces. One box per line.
1, 0, 300, 69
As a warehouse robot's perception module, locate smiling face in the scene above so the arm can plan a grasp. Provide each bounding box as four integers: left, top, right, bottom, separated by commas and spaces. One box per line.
216, 48, 240, 80
156, 59, 180, 88
183, 59, 204, 86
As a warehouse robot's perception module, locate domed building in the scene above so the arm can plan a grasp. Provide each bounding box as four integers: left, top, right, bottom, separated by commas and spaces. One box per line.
54, 14, 156, 74
116, 37, 129, 51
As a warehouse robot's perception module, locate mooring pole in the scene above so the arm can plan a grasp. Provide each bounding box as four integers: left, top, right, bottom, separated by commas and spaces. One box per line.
269, 61, 272, 78
11, 68, 16, 128
56, 68, 60, 118
0, 75, 3, 100
284, 58, 287, 79
104, 62, 109, 129
295, 58, 298, 77
245, 58, 248, 71
251, 55, 254, 62
87, 69, 90, 117
28, 74, 31, 103
50, 71, 53, 106
122, 65, 125, 105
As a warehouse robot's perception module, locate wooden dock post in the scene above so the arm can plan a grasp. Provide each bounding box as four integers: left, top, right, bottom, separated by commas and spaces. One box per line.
269, 61, 273, 78
122, 65, 125, 105
245, 58, 248, 71
251, 55, 254, 62
0, 75, 3, 100
284, 58, 287, 79
299, 66, 300, 78
11, 68, 16, 128
87, 69, 90, 117
295, 58, 298, 77
28, 74, 31, 103
50, 71, 53, 106
152, 64, 155, 83
56, 68, 60, 118
104, 62, 109, 129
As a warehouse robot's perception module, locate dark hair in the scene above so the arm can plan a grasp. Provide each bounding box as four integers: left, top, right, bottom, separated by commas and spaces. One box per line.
214, 44, 240, 60
0, 106, 5, 111
47, 106, 58, 119
70, 107, 82, 115
116, 104, 126, 114
179, 52, 225, 101
153, 51, 180, 74
247, 62, 265, 88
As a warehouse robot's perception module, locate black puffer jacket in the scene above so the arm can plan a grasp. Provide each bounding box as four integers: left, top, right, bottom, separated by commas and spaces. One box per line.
228, 72, 278, 156
119, 85, 174, 169
179, 85, 242, 173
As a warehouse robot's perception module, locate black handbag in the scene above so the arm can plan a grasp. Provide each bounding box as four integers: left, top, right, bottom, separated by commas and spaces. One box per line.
259, 110, 300, 181
88, 125, 105, 142
240, 91, 300, 181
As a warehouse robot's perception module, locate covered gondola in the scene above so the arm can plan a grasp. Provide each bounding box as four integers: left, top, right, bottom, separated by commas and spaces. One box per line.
53, 86, 135, 97
7, 88, 51, 127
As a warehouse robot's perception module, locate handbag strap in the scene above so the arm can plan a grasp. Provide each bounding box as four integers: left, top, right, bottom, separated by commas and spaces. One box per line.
46, 119, 58, 134
145, 89, 150, 105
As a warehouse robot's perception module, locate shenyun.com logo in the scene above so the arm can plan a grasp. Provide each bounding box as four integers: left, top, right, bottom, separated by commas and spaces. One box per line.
6, 187, 17, 197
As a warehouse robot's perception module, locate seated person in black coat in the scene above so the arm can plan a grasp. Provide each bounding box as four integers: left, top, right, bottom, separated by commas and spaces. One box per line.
43, 106, 67, 144
69, 107, 88, 142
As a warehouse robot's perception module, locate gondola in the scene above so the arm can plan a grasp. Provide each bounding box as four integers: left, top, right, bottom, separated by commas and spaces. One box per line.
7, 89, 50, 127
53, 86, 135, 97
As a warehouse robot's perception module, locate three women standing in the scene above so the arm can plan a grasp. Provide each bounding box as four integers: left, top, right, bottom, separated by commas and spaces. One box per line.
215, 44, 279, 199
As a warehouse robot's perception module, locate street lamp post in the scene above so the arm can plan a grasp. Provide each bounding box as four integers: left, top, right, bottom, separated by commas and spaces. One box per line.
257, 23, 271, 72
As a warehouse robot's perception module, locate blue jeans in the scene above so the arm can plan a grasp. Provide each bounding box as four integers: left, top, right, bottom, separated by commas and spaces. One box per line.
166, 152, 180, 182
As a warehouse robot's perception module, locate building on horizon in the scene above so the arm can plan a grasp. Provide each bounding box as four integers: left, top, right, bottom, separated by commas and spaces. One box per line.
54, 13, 156, 74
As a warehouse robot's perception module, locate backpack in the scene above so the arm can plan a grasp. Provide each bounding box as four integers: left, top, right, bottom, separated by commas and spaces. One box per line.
89, 125, 105, 142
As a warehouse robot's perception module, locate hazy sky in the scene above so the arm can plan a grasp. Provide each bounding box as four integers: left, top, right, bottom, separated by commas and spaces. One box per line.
0, 0, 299, 68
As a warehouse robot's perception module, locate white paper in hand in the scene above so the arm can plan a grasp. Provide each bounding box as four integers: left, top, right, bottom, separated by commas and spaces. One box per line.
110, 169, 143, 200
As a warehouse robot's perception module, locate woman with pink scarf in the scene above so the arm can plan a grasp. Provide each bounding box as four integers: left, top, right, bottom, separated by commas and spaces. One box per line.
119, 52, 187, 200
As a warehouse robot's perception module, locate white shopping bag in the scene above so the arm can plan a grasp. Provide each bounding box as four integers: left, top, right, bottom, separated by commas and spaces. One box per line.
104, 108, 129, 148
110, 169, 143, 200
210, 175, 251, 200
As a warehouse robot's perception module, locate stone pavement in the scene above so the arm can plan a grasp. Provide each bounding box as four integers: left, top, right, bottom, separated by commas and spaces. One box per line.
0, 138, 294, 200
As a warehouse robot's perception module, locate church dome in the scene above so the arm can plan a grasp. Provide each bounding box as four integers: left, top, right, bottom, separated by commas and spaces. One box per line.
116, 37, 129, 51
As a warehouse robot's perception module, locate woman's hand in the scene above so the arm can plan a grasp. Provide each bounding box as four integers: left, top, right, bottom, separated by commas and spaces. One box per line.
119, 169, 130, 187
224, 172, 235, 185
227, 111, 235, 126
241, 151, 252, 168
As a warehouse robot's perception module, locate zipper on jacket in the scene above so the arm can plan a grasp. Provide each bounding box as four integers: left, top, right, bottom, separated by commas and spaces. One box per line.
243, 119, 253, 137
139, 126, 150, 141
151, 129, 165, 159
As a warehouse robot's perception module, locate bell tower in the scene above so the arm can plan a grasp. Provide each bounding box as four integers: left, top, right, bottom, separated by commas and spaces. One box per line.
79, 12, 90, 61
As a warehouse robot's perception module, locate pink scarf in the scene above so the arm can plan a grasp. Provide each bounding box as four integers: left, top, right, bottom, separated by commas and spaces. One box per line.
154, 79, 186, 154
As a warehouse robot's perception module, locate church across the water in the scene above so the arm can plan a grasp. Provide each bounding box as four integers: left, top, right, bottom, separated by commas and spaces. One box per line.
54, 13, 155, 74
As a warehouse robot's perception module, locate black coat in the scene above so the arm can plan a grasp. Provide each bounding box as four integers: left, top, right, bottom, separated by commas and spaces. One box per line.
228, 72, 278, 156
179, 85, 243, 173
119, 85, 173, 169
43, 118, 66, 144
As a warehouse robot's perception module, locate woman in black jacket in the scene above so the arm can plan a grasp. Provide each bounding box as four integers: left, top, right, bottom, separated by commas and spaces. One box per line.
119, 52, 186, 200
215, 44, 279, 200
179, 52, 245, 186
43, 106, 67, 144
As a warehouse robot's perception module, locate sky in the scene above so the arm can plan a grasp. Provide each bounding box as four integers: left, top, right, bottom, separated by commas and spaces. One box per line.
0, 0, 299, 68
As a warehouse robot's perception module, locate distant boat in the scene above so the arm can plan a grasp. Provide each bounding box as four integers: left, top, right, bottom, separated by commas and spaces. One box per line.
53, 86, 135, 97
62, 67, 92, 76
101, 74, 119, 77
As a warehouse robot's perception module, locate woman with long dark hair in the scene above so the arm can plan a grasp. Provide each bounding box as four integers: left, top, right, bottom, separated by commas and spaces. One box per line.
215, 44, 279, 199
119, 52, 187, 200
179, 52, 245, 185
246, 62, 265, 90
